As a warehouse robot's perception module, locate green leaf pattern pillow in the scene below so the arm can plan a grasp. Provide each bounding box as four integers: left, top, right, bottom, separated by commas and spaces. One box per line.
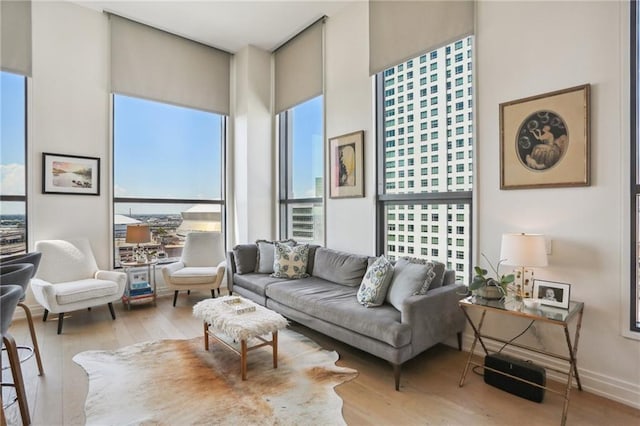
271, 243, 310, 279
357, 255, 394, 307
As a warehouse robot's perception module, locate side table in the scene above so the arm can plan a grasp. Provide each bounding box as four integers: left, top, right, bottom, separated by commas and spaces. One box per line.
458, 295, 584, 426
121, 260, 158, 309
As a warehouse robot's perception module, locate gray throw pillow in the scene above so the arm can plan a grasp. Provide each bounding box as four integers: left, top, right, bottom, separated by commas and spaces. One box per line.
400, 256, 446, 292
386, 258, 432, 310
232, 244, 258, 275
255, 239, 296, 274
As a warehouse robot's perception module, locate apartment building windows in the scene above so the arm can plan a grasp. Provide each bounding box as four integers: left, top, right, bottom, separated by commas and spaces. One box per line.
376, 37, 474, 283
631, 0, 640, 331
279, 96, 324, 244
112, 95, 226, 266
0, 72, 27, 257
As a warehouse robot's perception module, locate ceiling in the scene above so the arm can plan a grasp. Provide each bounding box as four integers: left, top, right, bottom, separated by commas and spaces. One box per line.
72, 0, 357, 53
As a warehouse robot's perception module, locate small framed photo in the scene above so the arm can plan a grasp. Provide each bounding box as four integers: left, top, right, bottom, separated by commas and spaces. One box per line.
329, 130, 364, 198
533, 279, 571, 309
42, 153, 100, 195
500, 84, 590, 190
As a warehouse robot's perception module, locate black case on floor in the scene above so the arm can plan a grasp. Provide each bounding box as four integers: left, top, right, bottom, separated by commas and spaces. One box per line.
484, 353, 546, 403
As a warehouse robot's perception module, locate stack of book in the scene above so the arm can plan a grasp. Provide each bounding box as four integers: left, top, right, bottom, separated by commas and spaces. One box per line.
129, 281, 152, 297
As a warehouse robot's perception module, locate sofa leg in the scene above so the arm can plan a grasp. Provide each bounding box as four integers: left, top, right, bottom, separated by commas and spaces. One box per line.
173, 290, 179, 307
57, 313, 64, 335
457, 332, 463, 351
108, 302, 116, 320
391, 363, 401, 391
43, 309, 49, 322
211, 289, 216, 298
187, 290, 191, 295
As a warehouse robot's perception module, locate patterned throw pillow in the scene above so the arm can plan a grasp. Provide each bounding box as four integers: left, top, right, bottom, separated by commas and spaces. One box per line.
357, 256, 394, 307
255, 239, 296, 274
271, 243, 310, 279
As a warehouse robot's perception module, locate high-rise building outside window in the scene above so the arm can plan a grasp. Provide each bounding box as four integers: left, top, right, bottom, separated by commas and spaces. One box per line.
113, 94, 225, 266
1, 71, 27, 258
630, 0, 640, 332
278, 96, 324, 245
377, 37, 474, 283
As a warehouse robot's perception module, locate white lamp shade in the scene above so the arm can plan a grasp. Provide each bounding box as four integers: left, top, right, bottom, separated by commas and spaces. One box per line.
499, 233, 548, 267
126, 224, 151, 244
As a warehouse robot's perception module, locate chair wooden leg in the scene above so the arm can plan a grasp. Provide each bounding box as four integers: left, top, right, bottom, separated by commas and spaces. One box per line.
108, 302, 116, 320
3, 333, 30, 426
211, 289, 215, 298
173, 291, 179, 307
457, 332, 463, 351
187, 290, 191, 295
57, 313, 64, 335
19, 302, 44, 375
42, 309, 48, 322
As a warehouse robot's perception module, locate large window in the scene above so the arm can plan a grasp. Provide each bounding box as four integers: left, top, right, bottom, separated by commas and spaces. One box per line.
113, 95, 225, 266
631, 0, 640, 332
377, 37, 474, 283
278, 96, 324, 244
1, 71, 27, 258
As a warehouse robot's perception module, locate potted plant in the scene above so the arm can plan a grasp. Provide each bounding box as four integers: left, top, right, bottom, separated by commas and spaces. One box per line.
469, 254, 515, 300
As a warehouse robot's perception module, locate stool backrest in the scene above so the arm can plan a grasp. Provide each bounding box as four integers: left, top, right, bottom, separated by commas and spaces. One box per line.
0, 285, 22, 336
0, 263, 34, 296
1, 252, 42, 278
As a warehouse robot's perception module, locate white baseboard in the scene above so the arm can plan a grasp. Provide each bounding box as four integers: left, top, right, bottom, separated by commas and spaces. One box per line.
459, 333, 640, 410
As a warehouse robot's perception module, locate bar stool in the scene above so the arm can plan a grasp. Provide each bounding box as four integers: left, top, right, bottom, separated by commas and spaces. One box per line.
0, 253, 44, 376
1, 284, 31, 426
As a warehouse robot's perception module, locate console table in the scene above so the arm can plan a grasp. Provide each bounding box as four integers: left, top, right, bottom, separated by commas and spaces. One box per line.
458, 296, 584, 426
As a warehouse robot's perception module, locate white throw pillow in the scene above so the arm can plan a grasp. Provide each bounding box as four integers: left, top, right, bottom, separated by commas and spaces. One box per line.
255, 239, 296, 274
271, 243, 310, 279
357, 256, 394, 308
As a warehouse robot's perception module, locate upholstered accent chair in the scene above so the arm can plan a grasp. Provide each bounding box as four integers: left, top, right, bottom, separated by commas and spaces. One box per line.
32, 239, 127, 334
161, 232, 226, 306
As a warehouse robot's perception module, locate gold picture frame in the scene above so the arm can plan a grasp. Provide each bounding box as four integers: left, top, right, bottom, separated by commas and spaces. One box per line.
329, 130, 364, 198
500, 84, 590, 190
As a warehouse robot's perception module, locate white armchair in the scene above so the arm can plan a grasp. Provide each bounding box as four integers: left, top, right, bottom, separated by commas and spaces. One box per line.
31, 239, 126, 334
162, 232, 226, 307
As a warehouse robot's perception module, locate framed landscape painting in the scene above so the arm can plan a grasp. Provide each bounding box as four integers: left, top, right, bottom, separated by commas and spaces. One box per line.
500, 84, 590, 190
329, 130, 364, 198
42, 153, 100, 195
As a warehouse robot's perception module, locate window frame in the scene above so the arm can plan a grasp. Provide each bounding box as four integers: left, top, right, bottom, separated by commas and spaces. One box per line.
111, 94, 227, 267
0, 72, 28, 258
630, 0, 640, 332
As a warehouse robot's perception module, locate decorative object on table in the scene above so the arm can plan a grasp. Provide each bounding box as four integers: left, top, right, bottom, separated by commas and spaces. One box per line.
532, 279, 571, 309
125, 224, 151, 263
73, 330, 357, 425
522, 298, 541, 309
469, 254, 515, 300
329, 130, 364, 198
500, 84, 590, 189
42, 152, 100, 195
499, 233, 548, 298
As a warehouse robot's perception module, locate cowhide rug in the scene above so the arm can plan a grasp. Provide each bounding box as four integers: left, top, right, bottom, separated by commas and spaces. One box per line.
73, 329, 357, 425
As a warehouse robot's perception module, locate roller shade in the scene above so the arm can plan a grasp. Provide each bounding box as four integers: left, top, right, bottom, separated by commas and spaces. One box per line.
274, 19, 324, 114
369, 0, 474, 75
1, 0, 32, 76
109, 14, 231, 115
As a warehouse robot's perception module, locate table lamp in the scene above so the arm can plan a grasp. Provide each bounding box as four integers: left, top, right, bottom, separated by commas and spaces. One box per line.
126, 224, 151, 262
499, 233, 548, 298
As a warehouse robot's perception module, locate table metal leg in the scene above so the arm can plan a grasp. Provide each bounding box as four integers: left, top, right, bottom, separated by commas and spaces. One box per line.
459, 308, 487, 387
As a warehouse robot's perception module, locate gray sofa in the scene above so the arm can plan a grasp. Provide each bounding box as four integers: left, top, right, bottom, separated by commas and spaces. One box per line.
226, 244, 467, 390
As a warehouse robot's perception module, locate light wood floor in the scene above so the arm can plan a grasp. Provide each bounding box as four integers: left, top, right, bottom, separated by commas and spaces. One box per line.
2, 293, 639, 426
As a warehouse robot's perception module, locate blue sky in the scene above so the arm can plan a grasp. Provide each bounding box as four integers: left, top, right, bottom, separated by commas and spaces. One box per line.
1, 70, 323, 216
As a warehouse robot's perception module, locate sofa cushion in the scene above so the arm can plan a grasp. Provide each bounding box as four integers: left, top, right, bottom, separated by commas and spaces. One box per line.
400, 256, 446, 291
386, 258, 433, 310
271, 243, 309, 279
357, 256, 394, 307
54, 278, 119, 305
232, 244, 258, 275
255, 239, 296, 273
266, 278, 411, 347
233, 273, 290, 298
312, 248, 369, 287
170, 267, 218, 285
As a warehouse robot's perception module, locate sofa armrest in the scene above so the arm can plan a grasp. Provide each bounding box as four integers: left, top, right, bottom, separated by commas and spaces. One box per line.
400, 283, 467, 354
226, 251, 236, 293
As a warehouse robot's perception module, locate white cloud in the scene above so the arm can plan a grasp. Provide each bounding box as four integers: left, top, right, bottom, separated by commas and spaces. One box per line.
0, 163, 25, 195
114, 184, 128, 197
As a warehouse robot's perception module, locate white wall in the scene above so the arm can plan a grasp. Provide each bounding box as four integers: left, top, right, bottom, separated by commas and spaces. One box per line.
325, 1, 376, 255
30, 1, 110, 265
